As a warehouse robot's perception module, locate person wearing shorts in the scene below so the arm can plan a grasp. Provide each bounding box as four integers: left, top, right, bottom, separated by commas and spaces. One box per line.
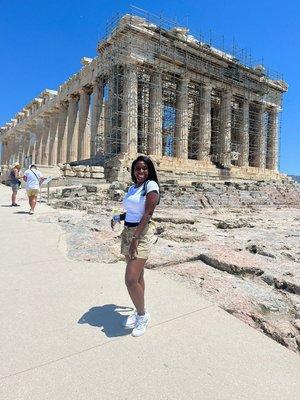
111, 155, 160, 337
23, 164, 45, 215
9, 164, 22, 206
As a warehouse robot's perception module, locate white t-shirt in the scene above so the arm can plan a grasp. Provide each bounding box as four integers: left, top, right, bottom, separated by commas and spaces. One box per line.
24, 169, 43, 190
123, 180, 159, 223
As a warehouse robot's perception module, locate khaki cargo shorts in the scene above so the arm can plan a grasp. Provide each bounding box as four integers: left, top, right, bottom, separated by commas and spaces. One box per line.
27, 189, 39, 197
121, 221, 157, 260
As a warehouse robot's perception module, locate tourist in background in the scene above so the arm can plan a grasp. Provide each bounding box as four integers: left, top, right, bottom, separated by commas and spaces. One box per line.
111, 155, 160, 337
23, 164, 45, 215
9, 164, 22, 206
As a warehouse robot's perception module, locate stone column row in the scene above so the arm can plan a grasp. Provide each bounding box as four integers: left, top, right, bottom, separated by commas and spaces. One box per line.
1, 72, 279, 173
198, 88, 278, 170
94, 67, 279, 172
10, 85, 98, 167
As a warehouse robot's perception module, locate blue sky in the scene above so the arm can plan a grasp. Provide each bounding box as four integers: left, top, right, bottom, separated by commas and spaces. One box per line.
0, 0, 299, 174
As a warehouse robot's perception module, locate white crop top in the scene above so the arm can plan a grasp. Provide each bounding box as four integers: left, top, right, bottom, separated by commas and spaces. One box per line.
123, 180, 159, 223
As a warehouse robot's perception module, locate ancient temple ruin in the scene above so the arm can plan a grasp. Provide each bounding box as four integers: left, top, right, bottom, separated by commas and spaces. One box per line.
0, 12, 288, 182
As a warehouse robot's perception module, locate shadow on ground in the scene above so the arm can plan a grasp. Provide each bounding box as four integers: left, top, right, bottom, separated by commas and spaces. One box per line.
78, 304, 134, 338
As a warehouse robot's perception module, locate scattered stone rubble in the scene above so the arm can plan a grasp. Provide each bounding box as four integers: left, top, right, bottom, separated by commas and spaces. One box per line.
160, 178, 300, 208
40, 178, 300, 354
58, 163, 105, 179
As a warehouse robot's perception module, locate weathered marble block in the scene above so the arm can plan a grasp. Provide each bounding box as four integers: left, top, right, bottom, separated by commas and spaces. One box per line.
91, 172, 105, 179
90, 166, 104, 173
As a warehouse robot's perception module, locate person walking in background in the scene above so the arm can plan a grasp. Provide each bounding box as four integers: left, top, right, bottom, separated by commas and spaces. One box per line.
9, 164, 22, 207
111, 155, 160, 337
23, 164, 45, 215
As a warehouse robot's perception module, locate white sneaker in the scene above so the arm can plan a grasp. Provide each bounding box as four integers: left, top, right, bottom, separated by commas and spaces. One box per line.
131, 312, 150, 337
122, 312, 137, 329
29, 209, 34, 215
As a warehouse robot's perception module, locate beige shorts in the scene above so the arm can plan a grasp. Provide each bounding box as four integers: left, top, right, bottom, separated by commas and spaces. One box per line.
121, 221, 157, 260
27, 189, 39, 197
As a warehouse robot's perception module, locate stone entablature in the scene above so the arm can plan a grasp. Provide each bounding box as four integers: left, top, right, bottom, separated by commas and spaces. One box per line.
0, 14, 288, 181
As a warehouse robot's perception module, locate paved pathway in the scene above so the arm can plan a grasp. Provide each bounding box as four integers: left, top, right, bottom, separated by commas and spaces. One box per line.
0, 185, 299, 399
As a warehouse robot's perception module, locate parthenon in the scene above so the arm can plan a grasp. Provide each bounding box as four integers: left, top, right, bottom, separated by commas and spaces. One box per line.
0, 12, 288, 182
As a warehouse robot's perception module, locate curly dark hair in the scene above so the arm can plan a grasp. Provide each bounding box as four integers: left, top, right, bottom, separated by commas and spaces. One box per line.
131, 155, 159, 185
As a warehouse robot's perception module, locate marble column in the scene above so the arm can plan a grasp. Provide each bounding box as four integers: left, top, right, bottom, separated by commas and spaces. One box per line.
6, 140, 11, 165
1, 140, 8, 165
17, 134, 24, 165
91, 78, 105, 156
175, 76, 189, 159
48, 111, 59, 165
238, 99, 250, 167
8, 140, 12, 165
35, 119, 44, 165
253, 104, 266, 169
28, 124, 37, 165
106, 69, 117, 155
67, 94, 79, 162
17, 134, 23, 165
148, 71, 163, 156
9, 137, 14, 165
78, 88, 91, 160
9, 138, 14, 165
10, 138, 19, 165
266, 108, 278, 170
6, 139, 11, 165
121, 66, 138, 155
197, 83, 211, 161
3, 139, 10, 165
56, 102, 68, 164
219, 90, 232, 166
41, 116, 50, 165
23, 132, 31, 167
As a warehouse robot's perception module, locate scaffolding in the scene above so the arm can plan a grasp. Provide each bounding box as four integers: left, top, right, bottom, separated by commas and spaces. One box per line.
89, 6, 286, 172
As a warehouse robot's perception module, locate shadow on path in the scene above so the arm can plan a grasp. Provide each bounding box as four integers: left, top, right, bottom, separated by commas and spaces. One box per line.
78, 304, 134, 338
14, 211, 30, 214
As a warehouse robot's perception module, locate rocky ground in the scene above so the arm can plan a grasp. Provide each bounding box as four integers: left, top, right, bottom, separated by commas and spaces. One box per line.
38, 178, 300, 354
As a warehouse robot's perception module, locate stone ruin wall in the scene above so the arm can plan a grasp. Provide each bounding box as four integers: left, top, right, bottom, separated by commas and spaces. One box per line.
0, 13, 288, 184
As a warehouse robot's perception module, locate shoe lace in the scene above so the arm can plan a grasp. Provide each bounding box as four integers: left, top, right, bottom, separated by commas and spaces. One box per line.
135, 315, 147, 330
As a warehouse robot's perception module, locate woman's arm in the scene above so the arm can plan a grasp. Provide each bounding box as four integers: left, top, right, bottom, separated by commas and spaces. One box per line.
129, 191, 158, 258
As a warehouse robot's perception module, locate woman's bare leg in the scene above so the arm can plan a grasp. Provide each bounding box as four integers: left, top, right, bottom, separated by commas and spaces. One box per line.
125, 258, 147, 315
12, 191, 17, 205
138, 268, 145, 295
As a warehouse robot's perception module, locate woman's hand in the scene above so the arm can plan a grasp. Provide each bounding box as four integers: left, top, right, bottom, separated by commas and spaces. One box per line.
129, 238, 139, 259
111, 219, 119, 230
111, 215, 120, 230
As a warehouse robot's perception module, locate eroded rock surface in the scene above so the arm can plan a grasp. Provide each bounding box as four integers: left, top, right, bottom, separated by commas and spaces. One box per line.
42, 179, 300, 354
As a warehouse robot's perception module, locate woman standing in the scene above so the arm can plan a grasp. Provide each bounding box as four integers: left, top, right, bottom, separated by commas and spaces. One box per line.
9, 164, 22, 206
112, 155, 160, 337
